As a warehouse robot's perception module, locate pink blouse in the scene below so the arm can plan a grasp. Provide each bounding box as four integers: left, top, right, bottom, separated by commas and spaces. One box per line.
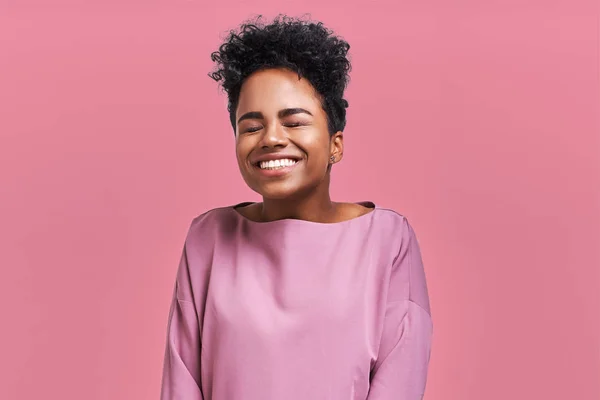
160, 202, 433, 399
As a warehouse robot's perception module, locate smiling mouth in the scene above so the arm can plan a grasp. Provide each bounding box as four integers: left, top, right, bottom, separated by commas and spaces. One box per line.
255, 158, 299, 170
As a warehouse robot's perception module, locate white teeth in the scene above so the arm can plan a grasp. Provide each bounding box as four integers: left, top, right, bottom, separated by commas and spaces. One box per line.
259, 158, 297, 170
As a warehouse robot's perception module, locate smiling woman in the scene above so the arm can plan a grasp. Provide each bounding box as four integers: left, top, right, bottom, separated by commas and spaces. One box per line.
159, 14, 433, 400
235, 68, 342, 202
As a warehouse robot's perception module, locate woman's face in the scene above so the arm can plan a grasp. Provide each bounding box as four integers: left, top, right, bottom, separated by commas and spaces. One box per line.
234, 68, 343, 200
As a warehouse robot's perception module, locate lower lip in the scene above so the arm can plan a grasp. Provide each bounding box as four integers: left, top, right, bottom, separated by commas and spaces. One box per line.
254, 161, 301, 177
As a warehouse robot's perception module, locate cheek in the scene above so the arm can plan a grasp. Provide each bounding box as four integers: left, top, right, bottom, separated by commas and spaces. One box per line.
301, 150, 331, 179
305, 139, 331, 165
295, 129, 330, 158
235, 141, 251, 164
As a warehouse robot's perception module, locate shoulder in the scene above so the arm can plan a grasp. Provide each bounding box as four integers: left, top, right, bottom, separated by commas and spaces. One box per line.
375, 207, 430, 314
184, 204, 239, 244
373, 205, 408, 225
369, 205, 424, 267
372, 205, 413, 240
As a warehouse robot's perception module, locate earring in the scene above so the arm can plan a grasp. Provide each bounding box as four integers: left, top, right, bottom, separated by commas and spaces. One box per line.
330, 156, 335, 163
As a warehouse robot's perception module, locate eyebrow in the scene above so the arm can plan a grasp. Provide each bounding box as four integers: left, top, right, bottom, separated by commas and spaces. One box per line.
237, 108, 313, 124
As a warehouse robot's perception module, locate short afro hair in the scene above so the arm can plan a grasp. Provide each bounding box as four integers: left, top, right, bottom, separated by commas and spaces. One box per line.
209, 14, 351, 135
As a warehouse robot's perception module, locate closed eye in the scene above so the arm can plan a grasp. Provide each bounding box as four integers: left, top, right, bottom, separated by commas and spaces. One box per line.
243, 122, 305, 133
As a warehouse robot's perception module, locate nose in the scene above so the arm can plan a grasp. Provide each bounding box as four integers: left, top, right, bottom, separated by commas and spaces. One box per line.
258, 122, 288, 149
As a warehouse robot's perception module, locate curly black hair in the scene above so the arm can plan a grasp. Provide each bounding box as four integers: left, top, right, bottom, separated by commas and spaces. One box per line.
209, 14, 351, 135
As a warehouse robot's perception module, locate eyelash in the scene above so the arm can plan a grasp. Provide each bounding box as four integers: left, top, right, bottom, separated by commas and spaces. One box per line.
245, 122, 304, 133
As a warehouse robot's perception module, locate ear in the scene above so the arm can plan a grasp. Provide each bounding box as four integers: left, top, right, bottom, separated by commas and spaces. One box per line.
329, 131, 344, 163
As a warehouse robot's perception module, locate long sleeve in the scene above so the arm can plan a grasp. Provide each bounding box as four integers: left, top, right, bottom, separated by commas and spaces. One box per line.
367, 219, 433, 400
160, 246, 204, 400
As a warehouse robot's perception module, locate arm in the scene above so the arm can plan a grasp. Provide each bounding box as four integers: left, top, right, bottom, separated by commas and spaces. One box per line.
160, 245, 204, 400
367, 219, 433, 400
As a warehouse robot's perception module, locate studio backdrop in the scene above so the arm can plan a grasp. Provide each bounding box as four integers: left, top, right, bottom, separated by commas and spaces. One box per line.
1, 1, 598, 399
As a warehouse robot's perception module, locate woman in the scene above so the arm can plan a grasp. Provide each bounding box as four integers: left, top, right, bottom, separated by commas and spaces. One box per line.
160, 15, 433, 400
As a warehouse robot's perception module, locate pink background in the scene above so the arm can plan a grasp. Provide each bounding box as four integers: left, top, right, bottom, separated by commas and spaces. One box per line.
1, 1, 598, 399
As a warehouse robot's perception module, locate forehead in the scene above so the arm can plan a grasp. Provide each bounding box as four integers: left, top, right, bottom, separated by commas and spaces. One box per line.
236, 68, 321, 115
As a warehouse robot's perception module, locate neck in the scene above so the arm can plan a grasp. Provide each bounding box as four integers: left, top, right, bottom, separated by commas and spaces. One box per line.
259, 177, 337, 223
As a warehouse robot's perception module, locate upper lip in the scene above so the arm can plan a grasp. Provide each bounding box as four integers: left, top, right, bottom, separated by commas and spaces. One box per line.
252, 153, 302, 165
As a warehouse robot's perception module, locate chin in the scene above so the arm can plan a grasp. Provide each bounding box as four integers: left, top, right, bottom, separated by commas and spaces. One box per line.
254, 185, 299, 200
247, 178, 309, 200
